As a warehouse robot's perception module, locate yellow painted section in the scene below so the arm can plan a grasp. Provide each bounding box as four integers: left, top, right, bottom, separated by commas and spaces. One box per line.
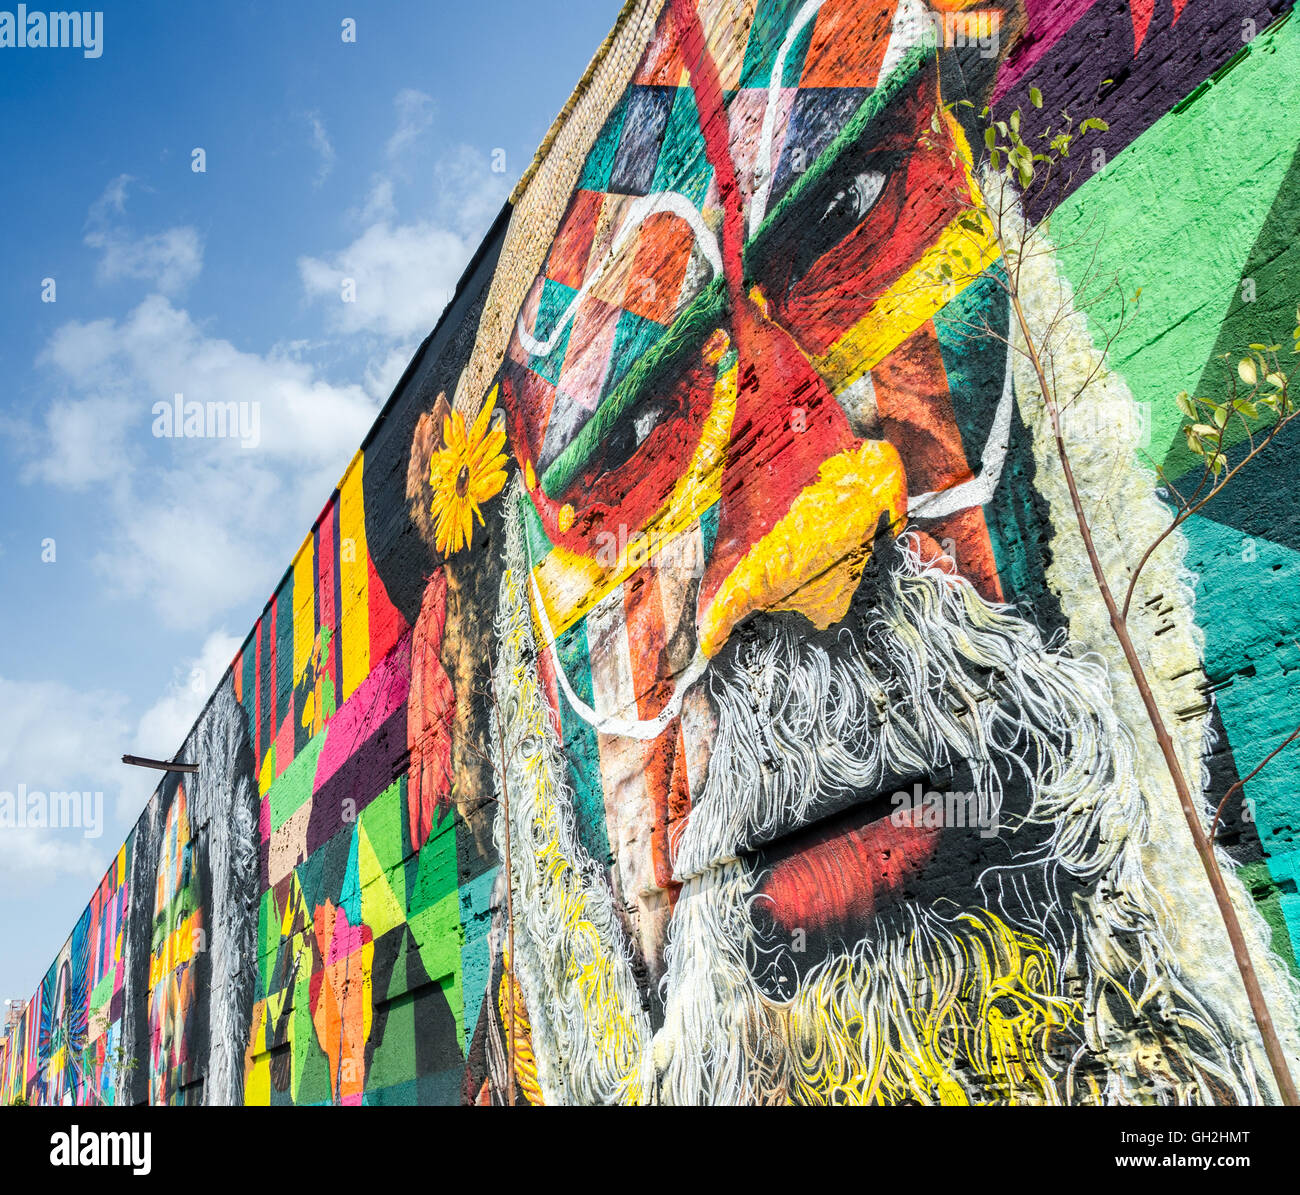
358, 825, 406, 939
148, 910, 201, 989
245, 1053, 270, 1106
813, 211, 999, 392
280, 878, 301, 938
292, 538, 315, 682
532, 356, 739, 640
698, 438, 907, 657
338, 455, 370, 702
244, 1003, 271, 1105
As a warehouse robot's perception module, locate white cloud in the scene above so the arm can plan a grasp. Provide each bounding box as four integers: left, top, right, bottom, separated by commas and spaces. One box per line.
0, 630, 246, 882
386, 88, 434, 161
84, 175, 203, 296
20, 394, 134, 489
301, 123, 509, 342
307, 111, 336, 187
433, 142, 511, 239
133, 629, 242, 762
356, 176, 397, 225
24, 295, 379, 629
364, 344, 416, 402
0, 676, 133, 880
41, 314, 117, 379
39, 295, 376, 466
299, 218, 466, 339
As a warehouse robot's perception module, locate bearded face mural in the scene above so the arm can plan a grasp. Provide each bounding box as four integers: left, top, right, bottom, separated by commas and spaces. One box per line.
421, 0, 1291, 1106
9, 0, 1300, 1113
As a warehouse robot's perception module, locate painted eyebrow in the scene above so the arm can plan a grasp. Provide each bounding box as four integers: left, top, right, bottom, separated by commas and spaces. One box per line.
537, 47, 933, 495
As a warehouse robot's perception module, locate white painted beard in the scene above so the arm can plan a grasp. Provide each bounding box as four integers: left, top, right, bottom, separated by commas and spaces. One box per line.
493, 486, 1258, 1105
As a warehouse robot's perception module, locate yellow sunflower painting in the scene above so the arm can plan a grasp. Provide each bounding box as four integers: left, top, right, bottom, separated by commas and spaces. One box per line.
428, 385, 509, 555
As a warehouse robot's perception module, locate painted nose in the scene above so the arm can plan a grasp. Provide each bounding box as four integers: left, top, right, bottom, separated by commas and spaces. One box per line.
696, 293, 907, 657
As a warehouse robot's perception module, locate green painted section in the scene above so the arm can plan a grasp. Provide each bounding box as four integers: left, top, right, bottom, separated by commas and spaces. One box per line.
1161, 142, 1300, 481
1050, 15, 1300, 462
740, 0, 815, 89
406, 807, 464, 1045
651, 84, 712, 207
267, 731, 325, 833
528, 277, 577, 387
1238, 862, 1300, 980
520, 490, 553, 566
89, 972, 114, 1013
360, 777, 408, 908
577, 89, 630, 194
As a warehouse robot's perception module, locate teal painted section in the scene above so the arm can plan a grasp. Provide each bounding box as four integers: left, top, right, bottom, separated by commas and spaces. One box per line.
1183, 513, 1300, 949
557, 618, 614, 866
458, 867, 499, 1048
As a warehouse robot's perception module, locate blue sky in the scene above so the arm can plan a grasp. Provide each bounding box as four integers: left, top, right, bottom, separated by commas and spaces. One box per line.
0, 0, 621, 1002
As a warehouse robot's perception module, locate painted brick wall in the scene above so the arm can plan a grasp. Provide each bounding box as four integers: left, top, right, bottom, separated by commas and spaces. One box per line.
5, 0, 1299, 1106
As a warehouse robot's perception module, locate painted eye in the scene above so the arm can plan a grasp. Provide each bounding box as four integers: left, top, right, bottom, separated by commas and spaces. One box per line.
823, 169, 887, 225
598, 398, 673, 477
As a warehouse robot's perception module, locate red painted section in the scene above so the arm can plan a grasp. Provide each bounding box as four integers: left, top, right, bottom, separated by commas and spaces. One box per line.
758, 806, 943, 933
407, 571, 454, 850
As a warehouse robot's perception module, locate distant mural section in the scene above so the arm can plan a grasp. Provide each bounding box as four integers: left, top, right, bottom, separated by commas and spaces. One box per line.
4, 0, 1300, 1105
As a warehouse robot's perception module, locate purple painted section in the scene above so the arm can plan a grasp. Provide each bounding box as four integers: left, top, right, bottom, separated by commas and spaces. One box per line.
994, 0, 1103, 100
994, 0, 1295, 218
306, 630, 412, 855
313, 632, 411, 793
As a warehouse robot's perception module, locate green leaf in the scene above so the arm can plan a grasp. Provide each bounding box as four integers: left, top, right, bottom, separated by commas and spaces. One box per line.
1239, 358, 1258, 385
985, 127, 997, 150
1029, 86, 1043, 109
1175, 392, 1196, 418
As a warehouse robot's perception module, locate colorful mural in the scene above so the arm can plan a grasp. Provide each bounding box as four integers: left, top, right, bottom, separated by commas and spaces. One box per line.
5, 0, 1300, 1106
